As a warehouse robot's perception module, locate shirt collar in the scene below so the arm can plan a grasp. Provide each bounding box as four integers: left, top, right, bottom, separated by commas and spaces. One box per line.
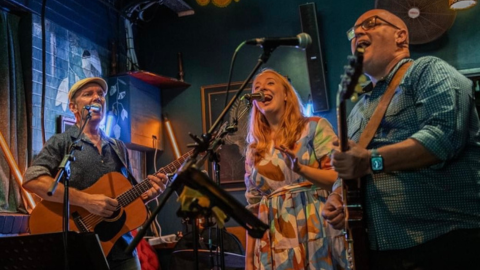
362, 58, 413, 93
383, 58, 413, 84
67, 124, 115, 146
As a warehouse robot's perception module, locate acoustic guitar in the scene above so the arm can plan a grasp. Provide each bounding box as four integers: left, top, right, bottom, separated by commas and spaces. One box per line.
29, 149, 195, 256
336, 47, 369, 270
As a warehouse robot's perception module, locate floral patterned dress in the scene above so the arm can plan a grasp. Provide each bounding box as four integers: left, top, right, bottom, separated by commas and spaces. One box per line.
245, 117, 346, 270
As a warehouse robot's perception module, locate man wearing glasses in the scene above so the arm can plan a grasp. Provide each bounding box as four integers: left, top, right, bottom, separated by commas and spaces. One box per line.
323, 9, 480, 270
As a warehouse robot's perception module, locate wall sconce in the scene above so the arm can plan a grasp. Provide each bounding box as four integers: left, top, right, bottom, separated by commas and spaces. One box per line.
163, 114, 181, 159
449, 0, 477, 10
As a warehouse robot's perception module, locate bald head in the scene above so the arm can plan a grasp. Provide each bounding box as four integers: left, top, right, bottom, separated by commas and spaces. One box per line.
350, 9, 410, 82
355, 9, 409, 46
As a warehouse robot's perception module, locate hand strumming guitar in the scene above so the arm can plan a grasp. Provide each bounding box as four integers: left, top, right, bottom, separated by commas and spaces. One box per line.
321, 189, 345, 230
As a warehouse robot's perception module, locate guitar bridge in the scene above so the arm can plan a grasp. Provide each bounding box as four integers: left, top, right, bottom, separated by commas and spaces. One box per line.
72, 212, 89, 232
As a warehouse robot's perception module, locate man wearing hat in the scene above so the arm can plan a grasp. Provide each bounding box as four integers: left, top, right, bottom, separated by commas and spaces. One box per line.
23, 77, 167, 270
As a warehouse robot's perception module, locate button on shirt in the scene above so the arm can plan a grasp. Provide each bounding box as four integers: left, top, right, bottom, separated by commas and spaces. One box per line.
348, 57, 480, 250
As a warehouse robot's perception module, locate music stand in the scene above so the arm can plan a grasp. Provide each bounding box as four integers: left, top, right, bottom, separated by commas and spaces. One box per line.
0, 231, 109, 270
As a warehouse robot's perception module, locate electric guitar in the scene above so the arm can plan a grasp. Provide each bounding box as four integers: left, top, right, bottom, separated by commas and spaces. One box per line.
28, 149, 195, 256
336, 48, 369, 270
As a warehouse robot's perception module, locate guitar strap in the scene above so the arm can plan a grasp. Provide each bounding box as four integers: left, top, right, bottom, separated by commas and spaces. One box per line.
111, 138, 137, 185
357, 61, 413, 149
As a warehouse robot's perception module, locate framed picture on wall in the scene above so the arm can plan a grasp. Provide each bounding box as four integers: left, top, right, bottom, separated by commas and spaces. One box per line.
201, 81, 252, 191
57, 115, 76, 133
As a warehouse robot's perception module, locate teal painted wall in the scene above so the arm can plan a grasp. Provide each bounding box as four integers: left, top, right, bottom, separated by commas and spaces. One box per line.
136, 1, 480, 235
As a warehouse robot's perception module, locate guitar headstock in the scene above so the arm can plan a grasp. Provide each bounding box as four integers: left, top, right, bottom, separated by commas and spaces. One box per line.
338, 48, 365, 103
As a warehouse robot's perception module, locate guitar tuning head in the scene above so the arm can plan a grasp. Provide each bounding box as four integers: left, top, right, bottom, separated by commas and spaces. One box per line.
344, 66, 354, 76
350, 92, 359, 102
354, 83, 363, 94
358, 74, 367, 84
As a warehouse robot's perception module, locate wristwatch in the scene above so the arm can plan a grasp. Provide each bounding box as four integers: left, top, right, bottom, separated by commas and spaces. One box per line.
370, 149, 384, 173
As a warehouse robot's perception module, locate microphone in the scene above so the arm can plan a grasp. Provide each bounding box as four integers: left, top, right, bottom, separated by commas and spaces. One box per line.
83, 105, 101, 112
242, 91, 265, 102
246, 33, 312, 49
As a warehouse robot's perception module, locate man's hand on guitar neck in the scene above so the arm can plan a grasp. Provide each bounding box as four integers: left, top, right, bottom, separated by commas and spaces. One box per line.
141, 172, 167, 203
322, 188, 345, 230
331, 140, 372, 179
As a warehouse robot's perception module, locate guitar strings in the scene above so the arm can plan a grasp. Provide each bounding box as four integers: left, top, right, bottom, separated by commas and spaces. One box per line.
79, 180, 154, 227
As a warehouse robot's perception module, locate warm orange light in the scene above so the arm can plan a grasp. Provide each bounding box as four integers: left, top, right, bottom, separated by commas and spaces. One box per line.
163, 116, 182, 159
0, 131, 36, 212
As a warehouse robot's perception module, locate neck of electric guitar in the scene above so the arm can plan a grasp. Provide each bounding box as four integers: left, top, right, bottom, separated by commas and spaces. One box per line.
336, 48, 369, 270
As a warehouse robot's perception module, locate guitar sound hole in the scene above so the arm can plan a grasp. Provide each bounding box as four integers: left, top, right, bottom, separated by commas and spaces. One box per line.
107, 208, 122, 220
94, 210, 126, 242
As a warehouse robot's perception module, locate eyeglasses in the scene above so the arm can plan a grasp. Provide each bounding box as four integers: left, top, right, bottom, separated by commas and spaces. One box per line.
347, 15, 400, 41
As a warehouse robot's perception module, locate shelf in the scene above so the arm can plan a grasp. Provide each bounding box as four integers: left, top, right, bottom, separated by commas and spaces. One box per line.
126, 70, 190, 90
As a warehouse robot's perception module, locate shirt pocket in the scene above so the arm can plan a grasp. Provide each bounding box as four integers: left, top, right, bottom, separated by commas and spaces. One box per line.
381, 91, 417, 140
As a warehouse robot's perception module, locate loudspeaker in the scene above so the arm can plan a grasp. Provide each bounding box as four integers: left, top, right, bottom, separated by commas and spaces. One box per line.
0, 232, 109, 270
300, 3, 329, 112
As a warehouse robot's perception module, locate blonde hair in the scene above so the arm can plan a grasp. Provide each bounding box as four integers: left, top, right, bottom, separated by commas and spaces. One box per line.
246, 69, 308, 165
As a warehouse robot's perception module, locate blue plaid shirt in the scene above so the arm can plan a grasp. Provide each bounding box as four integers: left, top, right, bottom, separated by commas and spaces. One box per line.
348, 56, 480, 250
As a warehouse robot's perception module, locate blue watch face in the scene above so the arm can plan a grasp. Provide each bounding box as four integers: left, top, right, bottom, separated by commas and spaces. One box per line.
371, 156, 384, 171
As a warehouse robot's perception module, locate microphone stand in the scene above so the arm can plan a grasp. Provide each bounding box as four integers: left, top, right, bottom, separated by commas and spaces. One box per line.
47, 109, 92, 270
126, 45, 277, 261
208, 102, 250, 269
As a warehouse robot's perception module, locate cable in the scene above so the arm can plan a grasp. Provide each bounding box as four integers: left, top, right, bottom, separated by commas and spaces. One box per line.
40, 0, 47, 145
222, 41, 246, 109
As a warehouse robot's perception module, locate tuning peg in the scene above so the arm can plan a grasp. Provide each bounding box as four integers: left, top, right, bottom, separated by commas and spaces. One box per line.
350, 92, 359, 102
344, 65, 354, 74
347, 55, 356, 63
342, 76, 351, 85
354, 83, 363, 93
358, 74, 367, 84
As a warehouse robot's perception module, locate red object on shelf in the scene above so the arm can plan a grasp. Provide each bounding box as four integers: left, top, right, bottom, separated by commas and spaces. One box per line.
127, 70, 190, 90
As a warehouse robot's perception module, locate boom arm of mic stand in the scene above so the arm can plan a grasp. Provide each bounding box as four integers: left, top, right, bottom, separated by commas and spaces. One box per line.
207, 47, 274, 136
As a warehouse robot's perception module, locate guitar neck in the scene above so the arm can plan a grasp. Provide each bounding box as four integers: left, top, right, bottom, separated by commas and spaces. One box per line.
116, 149, 195, 207
157, 150, 194, 175
337, 100, 349, 152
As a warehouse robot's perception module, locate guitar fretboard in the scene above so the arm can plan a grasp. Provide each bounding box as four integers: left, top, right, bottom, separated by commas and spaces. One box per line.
116, 150, 195, 207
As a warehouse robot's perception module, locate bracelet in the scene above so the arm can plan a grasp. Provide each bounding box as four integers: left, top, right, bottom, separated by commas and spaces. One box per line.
328, 192, 342, 199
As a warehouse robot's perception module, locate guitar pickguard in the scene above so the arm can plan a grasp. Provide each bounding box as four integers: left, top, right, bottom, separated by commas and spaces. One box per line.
94, 210, 127, 242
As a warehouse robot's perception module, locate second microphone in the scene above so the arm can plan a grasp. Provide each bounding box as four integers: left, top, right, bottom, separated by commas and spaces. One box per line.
242, 91, 265, 102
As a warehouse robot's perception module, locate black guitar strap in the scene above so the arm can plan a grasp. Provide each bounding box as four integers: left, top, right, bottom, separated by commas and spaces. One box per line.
111, 138, 137, 185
